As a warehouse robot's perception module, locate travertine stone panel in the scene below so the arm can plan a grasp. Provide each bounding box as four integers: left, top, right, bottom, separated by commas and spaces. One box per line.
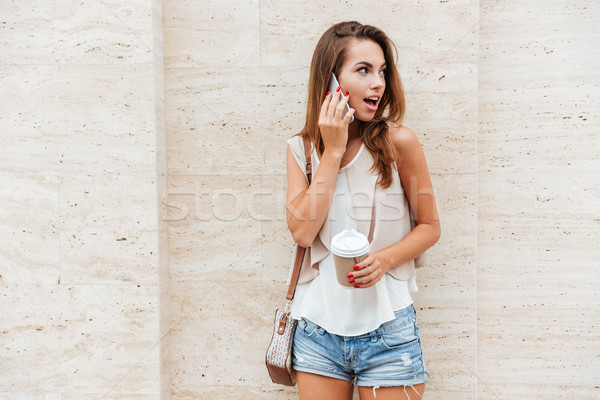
0, 394, 60, 400
427, 173, 476, 267
159, 264, 171, 400
0, 64, 67, 175
50, 63, 158, 175
478, 171, 600, 278
478, 0, 600, 399
0, 64, 156, 177
164, 66, 307, 176
154, 0, 167, 178
170, 386, 297, 400
479, 215, 600, 278
0, 394, 159, 400
403, 62, 478, 175
420, 390, 476, 400
165, 175, 262, 281
416, 172, 476, 396
0, 175, 60, 285
478, 213, 600, 397
165, 1, 479, 398
0, 0, 166, 398
165, 1, 478, 399
260, 0, 479, 68
163, 0, 260, 68
60, 394, 159, 400
478, 1, 600, 72
154, 31, 171, 400
478, 128, 599, 173
0, 2, 54, 64
478, 277, 599, 400
58, 174, 161, 285
167, 279, 297, 398
52, 0, 156, 64
0, 0, 155, 65
479, 172, 599, 219
260, 173, 294, 283
152, 1, 170, 398
0, 283, 160, 394
479, 2, 600, 175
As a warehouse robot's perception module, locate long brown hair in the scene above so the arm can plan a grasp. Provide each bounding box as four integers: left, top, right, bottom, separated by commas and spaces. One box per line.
299, 21, 406, 188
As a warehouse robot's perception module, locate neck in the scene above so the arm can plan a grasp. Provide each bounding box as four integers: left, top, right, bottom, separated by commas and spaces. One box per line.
347, 119, 362, 142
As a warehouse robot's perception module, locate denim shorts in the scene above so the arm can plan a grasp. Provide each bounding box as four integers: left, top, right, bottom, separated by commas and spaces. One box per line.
292, 304, 430, 388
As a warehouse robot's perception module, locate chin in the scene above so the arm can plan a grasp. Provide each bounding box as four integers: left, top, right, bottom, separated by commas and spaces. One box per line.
353, 112, 376, 122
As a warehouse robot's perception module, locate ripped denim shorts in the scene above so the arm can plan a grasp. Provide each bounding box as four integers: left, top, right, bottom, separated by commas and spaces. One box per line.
292, 303, 430, 388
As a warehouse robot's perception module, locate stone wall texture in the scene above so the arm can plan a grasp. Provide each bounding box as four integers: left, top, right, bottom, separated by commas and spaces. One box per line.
1, 0, 598, 399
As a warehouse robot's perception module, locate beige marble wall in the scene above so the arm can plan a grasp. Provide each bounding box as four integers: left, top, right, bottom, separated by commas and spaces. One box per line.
2, 0, 598, 399
163, 1, 599, 399
478, 1, 600, 399
162, 1, 478, 399
1, 0, 167, 398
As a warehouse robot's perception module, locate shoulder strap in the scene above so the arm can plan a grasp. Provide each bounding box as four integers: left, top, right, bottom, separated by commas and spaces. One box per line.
285, 136, 312, 301
303, 135, 312, 184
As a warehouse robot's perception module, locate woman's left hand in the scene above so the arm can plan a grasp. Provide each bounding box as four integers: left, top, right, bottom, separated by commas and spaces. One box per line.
347, 252, 390, 288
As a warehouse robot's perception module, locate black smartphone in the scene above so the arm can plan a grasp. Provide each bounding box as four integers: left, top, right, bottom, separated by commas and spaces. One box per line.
328, 72, 354, 122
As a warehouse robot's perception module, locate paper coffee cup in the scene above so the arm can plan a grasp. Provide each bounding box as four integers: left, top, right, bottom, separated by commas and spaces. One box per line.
330, 229, 370, 287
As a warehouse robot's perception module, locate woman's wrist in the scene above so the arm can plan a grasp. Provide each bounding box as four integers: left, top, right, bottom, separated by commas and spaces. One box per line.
321, 148, 345, 162
375, 250, 394, 274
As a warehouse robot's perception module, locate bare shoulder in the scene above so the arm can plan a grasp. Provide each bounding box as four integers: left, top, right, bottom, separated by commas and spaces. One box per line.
389, 124, 421, 156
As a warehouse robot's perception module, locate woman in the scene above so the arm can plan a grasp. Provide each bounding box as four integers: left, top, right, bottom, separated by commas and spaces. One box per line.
285, 21, 441, 400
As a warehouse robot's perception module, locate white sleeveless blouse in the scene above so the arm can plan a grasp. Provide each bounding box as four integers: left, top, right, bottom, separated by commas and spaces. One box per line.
289, 143, 414, 336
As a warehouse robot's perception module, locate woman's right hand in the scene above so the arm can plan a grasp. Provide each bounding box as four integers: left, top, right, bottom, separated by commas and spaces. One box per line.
286, 87, 355, 247
318, 87, 355, 156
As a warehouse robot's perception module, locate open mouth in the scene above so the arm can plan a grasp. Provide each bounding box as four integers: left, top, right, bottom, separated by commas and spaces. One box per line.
363, 96, 379, 110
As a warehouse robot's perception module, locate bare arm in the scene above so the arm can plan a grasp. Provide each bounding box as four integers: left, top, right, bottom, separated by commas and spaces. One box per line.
349, 125, 441, 288
377, 125, 441, 267
285, 147, 342, 247
286, 89, 355, 247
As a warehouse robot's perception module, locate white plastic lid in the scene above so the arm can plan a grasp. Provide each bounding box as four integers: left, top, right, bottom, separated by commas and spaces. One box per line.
330, 229, 370, 257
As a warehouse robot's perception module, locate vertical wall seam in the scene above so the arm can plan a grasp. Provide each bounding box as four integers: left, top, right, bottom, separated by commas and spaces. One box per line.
153, 0, 170, 398
475, 1, 480, 399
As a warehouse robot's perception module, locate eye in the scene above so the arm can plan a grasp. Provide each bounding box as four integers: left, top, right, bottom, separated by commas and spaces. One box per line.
380, 69, 387, 76
357, 67, 367, 74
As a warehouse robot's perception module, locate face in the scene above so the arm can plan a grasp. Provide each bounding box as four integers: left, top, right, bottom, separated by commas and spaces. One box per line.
337, 39, 386, 122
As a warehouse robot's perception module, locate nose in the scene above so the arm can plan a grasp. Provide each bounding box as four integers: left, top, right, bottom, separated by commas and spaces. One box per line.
370, 73, 385, 90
